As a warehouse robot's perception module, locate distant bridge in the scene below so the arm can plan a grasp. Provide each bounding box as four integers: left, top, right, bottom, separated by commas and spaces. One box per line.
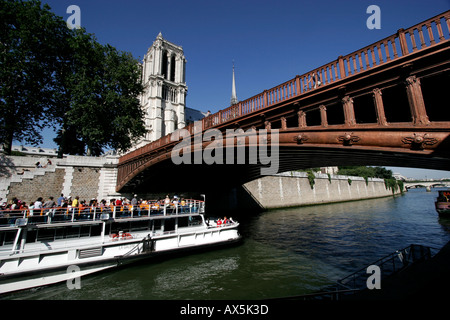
404, 181, 450, 189
117, 11, 450, 194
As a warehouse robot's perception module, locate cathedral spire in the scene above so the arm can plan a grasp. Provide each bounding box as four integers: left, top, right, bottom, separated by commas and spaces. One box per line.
230, 61, 238, 106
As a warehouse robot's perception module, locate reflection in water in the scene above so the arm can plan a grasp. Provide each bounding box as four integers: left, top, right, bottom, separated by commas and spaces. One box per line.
4, 189, 450, 300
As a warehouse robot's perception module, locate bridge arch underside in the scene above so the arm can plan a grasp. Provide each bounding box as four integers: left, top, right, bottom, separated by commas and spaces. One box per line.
118, 136, 450, 194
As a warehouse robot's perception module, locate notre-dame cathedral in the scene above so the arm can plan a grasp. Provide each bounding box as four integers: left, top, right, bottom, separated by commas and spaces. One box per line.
134, 33, 204, 150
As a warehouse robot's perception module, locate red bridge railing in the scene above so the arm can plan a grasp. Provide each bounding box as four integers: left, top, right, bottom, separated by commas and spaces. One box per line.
120, 10, 449, 164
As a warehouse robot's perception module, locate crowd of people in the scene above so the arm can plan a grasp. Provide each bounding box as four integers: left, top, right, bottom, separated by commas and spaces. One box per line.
0, 194, 198, 216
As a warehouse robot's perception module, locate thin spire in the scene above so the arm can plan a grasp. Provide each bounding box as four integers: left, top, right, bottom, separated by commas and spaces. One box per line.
230, 61, 238, 106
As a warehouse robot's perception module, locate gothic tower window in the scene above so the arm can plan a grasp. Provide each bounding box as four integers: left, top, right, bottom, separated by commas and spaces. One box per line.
170, 55, 176, 82
162, 50, 168, 79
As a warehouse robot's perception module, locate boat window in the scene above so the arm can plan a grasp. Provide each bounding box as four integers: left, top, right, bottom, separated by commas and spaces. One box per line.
178, 217, 189, 228
66, 226, 81, 239
129, 220, 152, 232
0, 230, 17, 246
153, 220, 162, 232
188, 215, 203, 226
164, 219, 175, 232
36, 228, 56, 242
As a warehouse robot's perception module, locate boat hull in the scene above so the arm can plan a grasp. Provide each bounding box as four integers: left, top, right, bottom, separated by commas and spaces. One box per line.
0, 225, 241, 295
435, 201, 450, 218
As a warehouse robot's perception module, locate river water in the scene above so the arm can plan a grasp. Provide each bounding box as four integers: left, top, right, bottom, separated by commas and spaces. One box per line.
5, 188, 450, 300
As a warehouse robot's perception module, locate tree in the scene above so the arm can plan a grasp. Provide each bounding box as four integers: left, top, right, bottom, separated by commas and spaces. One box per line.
337, 166, 393, 179
1, 0, 146, 156
0, 0, 72, 154
55, 36, 145, 156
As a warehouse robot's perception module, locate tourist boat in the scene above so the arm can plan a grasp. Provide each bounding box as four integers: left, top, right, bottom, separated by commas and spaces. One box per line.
435, 190, 450, 218
0, 199, 241, 294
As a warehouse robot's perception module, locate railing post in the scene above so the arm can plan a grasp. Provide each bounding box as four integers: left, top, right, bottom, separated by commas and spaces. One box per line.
295, 75, 301, 95
397, 28, 409, 56
338, 56, 346, 79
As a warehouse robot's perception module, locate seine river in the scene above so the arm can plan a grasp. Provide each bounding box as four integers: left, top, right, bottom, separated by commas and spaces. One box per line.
5, 188, 450, 300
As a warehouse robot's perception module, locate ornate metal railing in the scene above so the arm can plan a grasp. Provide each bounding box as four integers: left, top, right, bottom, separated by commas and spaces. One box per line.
119, 11, 449, 165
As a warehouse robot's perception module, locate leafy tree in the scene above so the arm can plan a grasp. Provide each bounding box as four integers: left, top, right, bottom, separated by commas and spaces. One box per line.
56, 37, 145, 156
1, 0, 146, 156
0, 0, 72, 154
337, 166, 393, 179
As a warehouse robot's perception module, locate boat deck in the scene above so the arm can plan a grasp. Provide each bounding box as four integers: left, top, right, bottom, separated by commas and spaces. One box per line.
0, 222, 238, 259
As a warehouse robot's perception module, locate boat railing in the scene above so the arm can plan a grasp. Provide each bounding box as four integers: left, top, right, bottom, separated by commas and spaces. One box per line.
336, 244, 439, 291
0, 199, 205, 228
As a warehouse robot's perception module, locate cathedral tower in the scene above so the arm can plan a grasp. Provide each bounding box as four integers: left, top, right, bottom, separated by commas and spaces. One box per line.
137, 33, 187, 148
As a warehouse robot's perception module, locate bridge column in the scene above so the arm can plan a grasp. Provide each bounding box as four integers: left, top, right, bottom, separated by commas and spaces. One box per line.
372, 88, 388, 126
281, 117, 287, 130
405, 76, 430, 125
320, 105, 328, 127
342, 96, 356, 126
297, 110, 307, 128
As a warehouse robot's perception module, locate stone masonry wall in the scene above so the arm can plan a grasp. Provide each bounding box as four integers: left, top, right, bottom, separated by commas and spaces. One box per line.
7, 168, 66, 204
243, 172, 402, 209
70, 167, 101, 201
0, 155, 119, 204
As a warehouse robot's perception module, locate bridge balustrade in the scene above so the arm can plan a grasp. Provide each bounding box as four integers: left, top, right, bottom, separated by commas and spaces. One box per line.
117, 11, 450, 192
121, 11, 449, 160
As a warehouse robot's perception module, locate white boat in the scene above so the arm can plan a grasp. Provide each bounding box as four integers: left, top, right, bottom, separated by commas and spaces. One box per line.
0, 199, 241, 294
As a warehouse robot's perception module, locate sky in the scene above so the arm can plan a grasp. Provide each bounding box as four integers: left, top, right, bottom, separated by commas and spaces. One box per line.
23, 0, 450, 179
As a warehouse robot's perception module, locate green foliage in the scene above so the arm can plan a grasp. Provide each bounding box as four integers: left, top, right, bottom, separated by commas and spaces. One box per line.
397, 180, 404, 193
1, 0, 146, 156
56, 37, 145, 155
384, 178, 398, 193
337, 166, 393, 180
0, 0, 73, 153
384, 178, 405, 194
306, 170, 315, 189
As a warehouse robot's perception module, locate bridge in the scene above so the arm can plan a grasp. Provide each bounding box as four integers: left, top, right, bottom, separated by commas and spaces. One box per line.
117, 11, 450, 195
404, 181, 450, 189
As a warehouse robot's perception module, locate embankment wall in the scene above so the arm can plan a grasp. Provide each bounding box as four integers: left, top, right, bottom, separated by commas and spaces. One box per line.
1, 154, 402, 210
0, 154, 119, 204
242, 171, 402, 210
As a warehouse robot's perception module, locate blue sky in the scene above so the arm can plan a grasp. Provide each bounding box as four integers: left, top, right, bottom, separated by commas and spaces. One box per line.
32, 0, 450, 179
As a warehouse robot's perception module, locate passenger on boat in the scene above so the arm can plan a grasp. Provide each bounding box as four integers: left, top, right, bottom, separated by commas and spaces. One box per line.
34, 197, 43, 209
43, 196, 56, 208
71, 196, 79, 208
164, 195, 171, 207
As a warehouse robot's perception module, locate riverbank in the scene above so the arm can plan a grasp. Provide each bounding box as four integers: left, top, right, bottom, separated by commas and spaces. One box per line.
242, 171, 403, 210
